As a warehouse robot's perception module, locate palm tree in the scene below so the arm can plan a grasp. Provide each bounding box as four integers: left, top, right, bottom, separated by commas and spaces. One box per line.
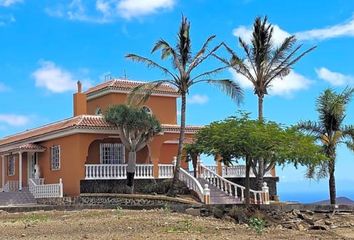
216, 16, 316, 189
105, 104, 162, 192
126, 16, 243, 195
298, 88, 354, 204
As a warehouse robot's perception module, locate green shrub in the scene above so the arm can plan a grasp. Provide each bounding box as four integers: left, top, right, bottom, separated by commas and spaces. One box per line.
249, 216, 266, 234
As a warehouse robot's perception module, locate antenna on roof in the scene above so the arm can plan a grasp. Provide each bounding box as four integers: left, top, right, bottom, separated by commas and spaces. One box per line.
104, 73, 112, 82
123, 70, 128, 80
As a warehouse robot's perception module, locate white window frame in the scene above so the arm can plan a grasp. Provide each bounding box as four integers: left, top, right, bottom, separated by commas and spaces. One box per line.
100, 143, 125, 164
51, 145, 61, 171
8, 155, 15, 176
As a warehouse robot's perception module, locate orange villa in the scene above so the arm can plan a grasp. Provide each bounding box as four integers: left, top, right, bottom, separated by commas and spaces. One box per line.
0, 79, 277, 204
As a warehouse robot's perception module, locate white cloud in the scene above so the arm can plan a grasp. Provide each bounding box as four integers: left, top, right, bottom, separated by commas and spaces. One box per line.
296, 16, 354, 41
316, 67, 354, 86
0, 0, 22, 7
233, 14, 354, 45
230, 69, 311, 97
0, 114, 30, 126
46, 0, 176, 23
32, 60, 91, 93
188, 94, 209, 104
117, 0, 175, 19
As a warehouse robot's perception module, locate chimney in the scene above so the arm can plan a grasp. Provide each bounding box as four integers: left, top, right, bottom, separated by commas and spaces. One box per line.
73, 81, 87, 116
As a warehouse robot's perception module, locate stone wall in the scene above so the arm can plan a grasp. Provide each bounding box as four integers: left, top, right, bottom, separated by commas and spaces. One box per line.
36, 194, 200, 209
80, 179, 191, 195
226, 177, 279, 199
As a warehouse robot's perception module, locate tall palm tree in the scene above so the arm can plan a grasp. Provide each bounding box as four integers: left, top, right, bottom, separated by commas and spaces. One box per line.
298, 88, 354, 204
126, 16, 243, 195
216, 16, 316, 189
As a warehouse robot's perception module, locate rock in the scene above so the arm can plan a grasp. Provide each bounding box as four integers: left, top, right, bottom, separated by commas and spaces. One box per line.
294, 223, 306, 231
309, 224, 329, 231
185, 208, 200, 217
324, 220, 333, 226
212, 207, 224, 219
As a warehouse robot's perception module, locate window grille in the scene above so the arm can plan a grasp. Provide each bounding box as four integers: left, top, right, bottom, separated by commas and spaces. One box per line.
51, 145, 60, 170
8, 155, 15, 176
100, 143, 125, 164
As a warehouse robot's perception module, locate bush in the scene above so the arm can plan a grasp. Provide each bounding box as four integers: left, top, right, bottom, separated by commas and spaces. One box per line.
228, 207, 247, 223
249, 216, 266, 234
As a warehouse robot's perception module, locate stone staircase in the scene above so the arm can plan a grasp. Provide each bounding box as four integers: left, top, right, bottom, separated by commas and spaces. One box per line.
198, 178, 241, 204
0, 187, 37, 206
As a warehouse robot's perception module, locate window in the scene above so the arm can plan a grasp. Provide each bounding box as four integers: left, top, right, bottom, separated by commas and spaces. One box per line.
8, 155, 15, 176
51, 145, 60, 170
142, 106, 152, 115
100, 143, 125, 164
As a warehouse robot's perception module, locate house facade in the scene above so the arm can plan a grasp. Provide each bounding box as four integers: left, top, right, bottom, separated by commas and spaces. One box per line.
0, 79, 277, 201
0, 79, 200, 196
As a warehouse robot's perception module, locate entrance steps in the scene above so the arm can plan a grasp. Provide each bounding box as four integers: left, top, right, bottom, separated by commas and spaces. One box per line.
198, 178, 242, 204
0, 187, 37, 206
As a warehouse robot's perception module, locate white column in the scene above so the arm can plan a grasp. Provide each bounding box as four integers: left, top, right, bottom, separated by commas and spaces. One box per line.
1, 155, 4, 190
18, 152, 22, 191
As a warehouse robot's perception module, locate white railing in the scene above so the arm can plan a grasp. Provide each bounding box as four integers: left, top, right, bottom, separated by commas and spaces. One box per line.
204, 165, 273, 178
158, 164, 174, 178
3, 181, 19, 192
85, 164, 154, 180
135, 164, 154, 179
29, 178, 63, 198
31, 178, 45, 185
200, 165, 265, 204
178, 167, 209, 203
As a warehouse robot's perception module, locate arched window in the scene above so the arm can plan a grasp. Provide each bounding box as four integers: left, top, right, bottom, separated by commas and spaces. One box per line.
142, 106, 152, 115
95, 107, 102, 115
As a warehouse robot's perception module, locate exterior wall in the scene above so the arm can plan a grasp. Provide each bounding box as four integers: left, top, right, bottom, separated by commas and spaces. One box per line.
86, 138, 149, 164
87, 92, 177, 124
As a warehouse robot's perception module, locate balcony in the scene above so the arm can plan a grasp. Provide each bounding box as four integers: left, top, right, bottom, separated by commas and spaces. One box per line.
85, 164, 175, 180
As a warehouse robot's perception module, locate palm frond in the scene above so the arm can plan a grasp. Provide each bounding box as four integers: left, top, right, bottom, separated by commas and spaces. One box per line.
126, 54, 178, 80
296, 120, 324, 139
342, 125, 354, 140
189, 35, 216, 70
127, 80, 174, 106
204, 79, 243, 105
190, 66, 228, 82
187, 43, 222, 74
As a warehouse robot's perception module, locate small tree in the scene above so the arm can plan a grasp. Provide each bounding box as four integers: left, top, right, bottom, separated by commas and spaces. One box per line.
194, 114, 325, 204
297, 88, 354, 204
105, 104, 162, 192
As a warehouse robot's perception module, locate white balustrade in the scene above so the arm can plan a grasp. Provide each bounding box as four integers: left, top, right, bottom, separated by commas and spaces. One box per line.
178, 167, 209, 203
85, 164, 154, 180
204, 165, 273, 178
3, 180, 19, 192
158, 164, 174, 178
200, 164, 265, 204
29, 178, 63, 198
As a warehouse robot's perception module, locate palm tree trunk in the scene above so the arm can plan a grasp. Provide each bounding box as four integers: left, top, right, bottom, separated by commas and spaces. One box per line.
168, 92, 186, 196
258, 95, 264, 122
245, 155, 251, 205
256, 95, 265, 190
329, 158, 336, 204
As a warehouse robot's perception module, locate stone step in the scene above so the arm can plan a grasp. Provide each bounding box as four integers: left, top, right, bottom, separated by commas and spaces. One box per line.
198, 178, 242, 204
0, 189, 36, 206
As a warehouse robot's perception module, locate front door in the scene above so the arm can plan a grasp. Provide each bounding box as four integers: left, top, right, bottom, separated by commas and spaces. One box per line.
27, 153, 37, 181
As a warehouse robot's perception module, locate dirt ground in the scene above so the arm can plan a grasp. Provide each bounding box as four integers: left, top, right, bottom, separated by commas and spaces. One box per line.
0, 209, 353, 240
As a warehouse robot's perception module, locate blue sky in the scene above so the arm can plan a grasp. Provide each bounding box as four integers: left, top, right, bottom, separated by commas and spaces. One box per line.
0, 0, 354, 202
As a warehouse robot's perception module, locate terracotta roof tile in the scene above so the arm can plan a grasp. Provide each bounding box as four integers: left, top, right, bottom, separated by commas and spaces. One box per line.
85, 79, 179, 97
0, 115, 201, 147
